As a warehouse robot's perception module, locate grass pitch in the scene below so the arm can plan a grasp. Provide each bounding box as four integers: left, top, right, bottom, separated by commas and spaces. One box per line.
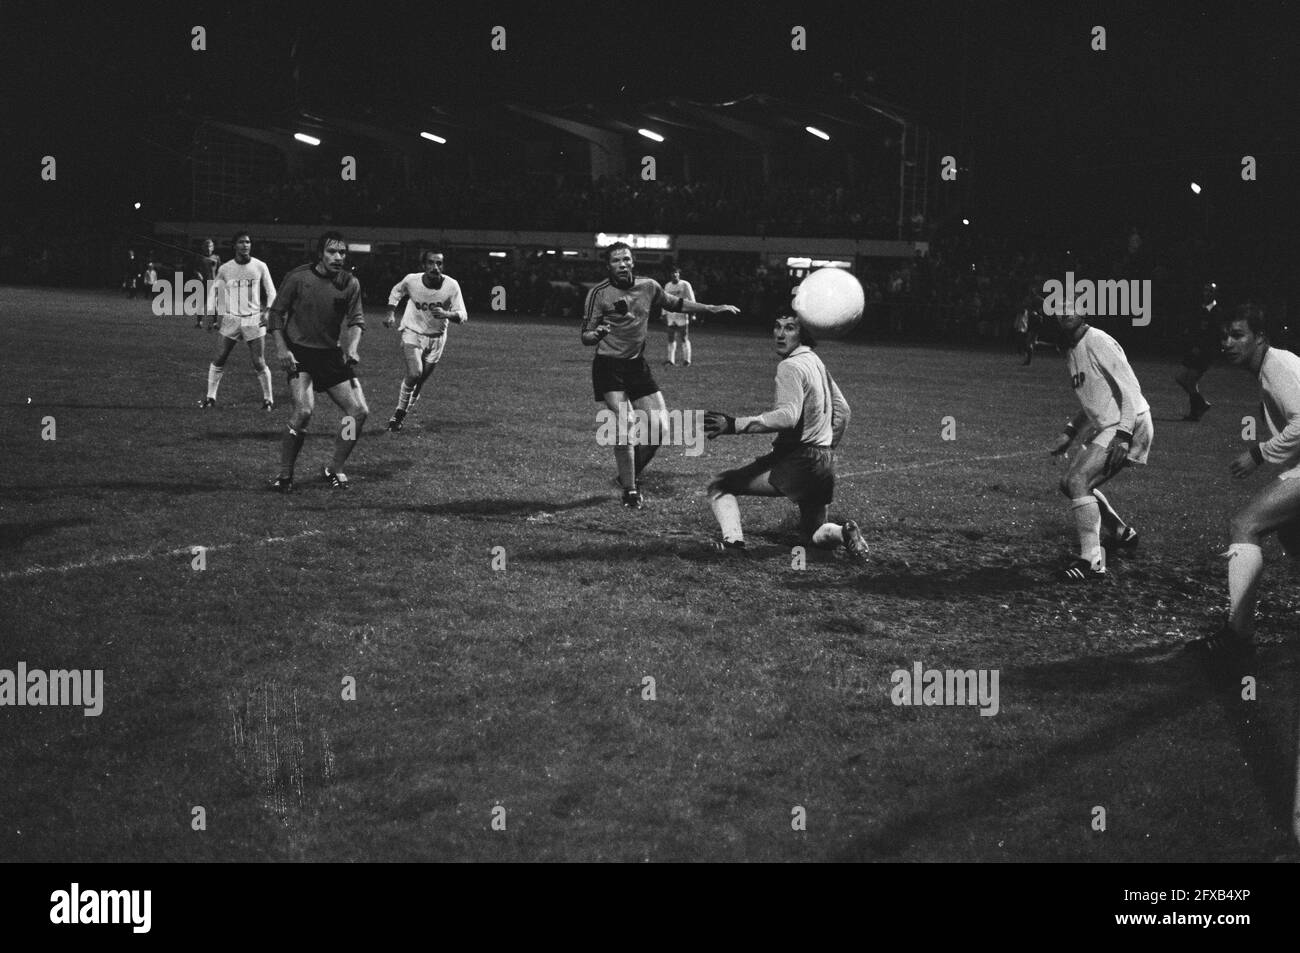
1, 286, 1296, 862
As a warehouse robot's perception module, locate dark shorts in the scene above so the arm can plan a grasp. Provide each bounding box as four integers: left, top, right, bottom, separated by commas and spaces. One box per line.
712, 446, 836, 506
288, 343, 356, 393
592, 353, 659, 402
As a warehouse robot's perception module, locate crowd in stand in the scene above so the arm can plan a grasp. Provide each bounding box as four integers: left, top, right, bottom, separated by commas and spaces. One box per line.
234, 174, 897, 239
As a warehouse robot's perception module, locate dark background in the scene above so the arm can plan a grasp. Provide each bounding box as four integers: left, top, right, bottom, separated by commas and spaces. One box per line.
2, 0, 1296, 280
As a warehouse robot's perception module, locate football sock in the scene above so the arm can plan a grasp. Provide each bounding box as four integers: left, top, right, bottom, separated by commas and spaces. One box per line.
634, 442, 659, 477
615, 444, 636, 491
1091, 488, 1124, 534
1226, 543, 1264, 636
812, 522, 844, 548
710, 493, 744, 544
207, 364, 224, 399
667, 341, 677, 364
333, 418, 362, 470
280, 426, 306, 476
682, 340, 692, 364
1070, 495, 1105, 570
397, 381, 414, 413
257, 365, 273, 402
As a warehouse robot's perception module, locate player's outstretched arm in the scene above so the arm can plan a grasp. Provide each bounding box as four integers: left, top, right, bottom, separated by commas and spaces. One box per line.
679, 299, 738, 316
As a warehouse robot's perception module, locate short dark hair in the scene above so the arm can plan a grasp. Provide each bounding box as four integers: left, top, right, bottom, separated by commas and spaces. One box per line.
420, 249, 443, 264
232, 229, 251, 245
1224, 301, 1267, 337
603, 241, 632, 263
316, 230, 347, 257
779, 314, 817, 349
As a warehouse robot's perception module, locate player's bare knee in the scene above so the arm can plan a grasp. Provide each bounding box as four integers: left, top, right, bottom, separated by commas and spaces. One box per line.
1229, 512, 1259, 542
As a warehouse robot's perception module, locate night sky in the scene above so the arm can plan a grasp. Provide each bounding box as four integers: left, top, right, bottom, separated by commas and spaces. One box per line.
2, 0, 1297, 249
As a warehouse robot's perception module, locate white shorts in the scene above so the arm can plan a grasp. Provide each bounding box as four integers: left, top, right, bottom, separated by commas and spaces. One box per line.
401, 328, 447, 364
665, 312, 690, 328
220, 315, 267, 342
1087, 410, 1154, 465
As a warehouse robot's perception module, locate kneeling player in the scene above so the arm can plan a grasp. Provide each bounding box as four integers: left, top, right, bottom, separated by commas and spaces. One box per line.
200, 231, 277, 410
384, 250, 467, 432
1196, 303, 1300, 654
1049, 298, 1153, 580
703, 314, 868, 559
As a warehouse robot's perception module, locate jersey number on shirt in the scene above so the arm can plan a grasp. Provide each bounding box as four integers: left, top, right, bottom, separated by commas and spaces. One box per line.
1071, 371, 1086, 389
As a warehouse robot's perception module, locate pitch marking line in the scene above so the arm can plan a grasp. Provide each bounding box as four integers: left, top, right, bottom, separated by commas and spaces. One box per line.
839, 448, 1046, 479
1, 529, 325, 580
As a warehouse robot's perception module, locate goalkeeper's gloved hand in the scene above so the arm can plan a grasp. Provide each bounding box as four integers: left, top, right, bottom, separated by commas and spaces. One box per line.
704, 411, 736, 440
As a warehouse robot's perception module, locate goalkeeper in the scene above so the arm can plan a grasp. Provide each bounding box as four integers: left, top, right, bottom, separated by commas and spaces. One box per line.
703, 313, 868, 559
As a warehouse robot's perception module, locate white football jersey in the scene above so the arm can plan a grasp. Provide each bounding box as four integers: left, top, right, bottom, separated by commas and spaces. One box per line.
1258, 346, 1300, 466
215, 257, 275, 320
1067, 326, 1150, 432
389, 273, 467, 336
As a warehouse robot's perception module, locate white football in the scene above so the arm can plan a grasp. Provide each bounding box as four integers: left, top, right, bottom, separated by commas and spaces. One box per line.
792, 268, 865, 334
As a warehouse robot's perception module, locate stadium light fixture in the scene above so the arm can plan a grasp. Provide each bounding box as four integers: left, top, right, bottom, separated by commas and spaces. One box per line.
637, 128, 665, 142
420, 131, 447, 144
488, 251, 507, 258
962, 218, 970, 226
294, 133, 321, 146
1189, 182, 1202, 194
805, 126, 830, 141
133, 202, 141, 210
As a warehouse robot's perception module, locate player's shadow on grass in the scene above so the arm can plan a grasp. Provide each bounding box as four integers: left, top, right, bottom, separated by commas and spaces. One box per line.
0, 517, 92, 551
792, 562, 1038, 598
843, 644, 1297, 860
7, 479, 228, 500
193, 431, 280, 441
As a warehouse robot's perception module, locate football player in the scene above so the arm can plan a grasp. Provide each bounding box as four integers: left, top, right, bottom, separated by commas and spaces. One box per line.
663, 266, 696, 367
384, 250, 467, 433
266, 231, 368, 491
1194, 303, 1300, 655
200, 230, 277, 411
1174, 281, 1221, 420
1049, 296, 1153, 581
582, 242, 738, 508
195, 238, 221, 330
703, 314, 868, 560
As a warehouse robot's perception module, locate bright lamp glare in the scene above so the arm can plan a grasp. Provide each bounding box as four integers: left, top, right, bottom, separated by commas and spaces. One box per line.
805, 126, 830, 141
637, 128, 664, 142
294, 133, 321, 146
1190, 182, 1202, 194
962, 218, 970, 226
420, 131, 447, 144
133, 202, 141, 210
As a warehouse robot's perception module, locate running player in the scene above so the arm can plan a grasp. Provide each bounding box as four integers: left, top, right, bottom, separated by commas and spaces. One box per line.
266, 231, 368, 491
1175, 281, 1221, 421
195, 238, 221, 330
663, 266, 696, 367
383, 250, 467, 433
199, 230, 277, 410
582, 242, 739, 508
1195, 303, 1300, 654
1049, 297, 1153, 581
703, 313, 868, 559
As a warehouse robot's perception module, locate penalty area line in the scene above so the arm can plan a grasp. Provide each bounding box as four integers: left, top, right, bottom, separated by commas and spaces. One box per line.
0, 529, 325, 580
